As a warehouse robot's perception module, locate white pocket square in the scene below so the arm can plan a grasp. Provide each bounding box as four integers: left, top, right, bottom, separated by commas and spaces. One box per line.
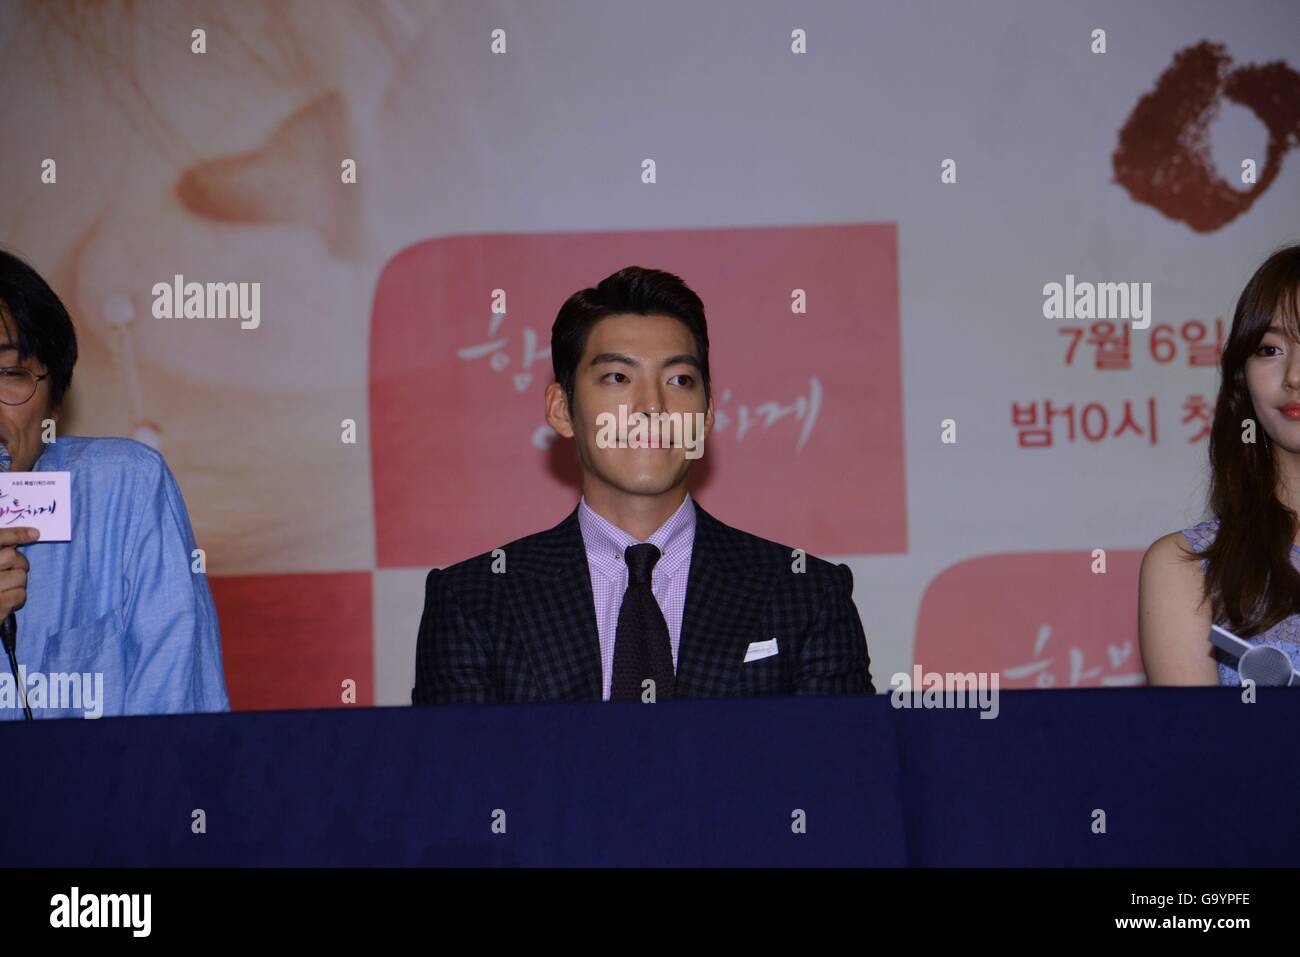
744, 638, 779, 663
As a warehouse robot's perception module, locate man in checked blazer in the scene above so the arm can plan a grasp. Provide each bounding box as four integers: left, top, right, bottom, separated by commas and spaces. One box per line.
413, 266, 875, 704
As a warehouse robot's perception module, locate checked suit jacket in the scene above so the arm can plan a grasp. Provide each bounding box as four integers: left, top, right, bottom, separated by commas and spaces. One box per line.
412, 499, 875, 704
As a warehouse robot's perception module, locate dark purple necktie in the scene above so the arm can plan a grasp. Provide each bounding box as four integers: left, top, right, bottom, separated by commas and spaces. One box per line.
610, 543, 675, 700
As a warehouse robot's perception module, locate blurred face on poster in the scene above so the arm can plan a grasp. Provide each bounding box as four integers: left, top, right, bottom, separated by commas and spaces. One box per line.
0, 1, 442, 573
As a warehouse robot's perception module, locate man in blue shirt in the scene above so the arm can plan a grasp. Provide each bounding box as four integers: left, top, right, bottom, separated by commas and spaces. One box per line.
0, 248, 229, 719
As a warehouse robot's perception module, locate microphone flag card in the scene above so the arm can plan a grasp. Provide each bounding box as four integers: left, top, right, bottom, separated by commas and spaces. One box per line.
0, 472, 71, 541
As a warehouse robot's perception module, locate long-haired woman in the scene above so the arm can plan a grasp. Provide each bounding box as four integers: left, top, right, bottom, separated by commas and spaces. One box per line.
1140, 245, 1300, 684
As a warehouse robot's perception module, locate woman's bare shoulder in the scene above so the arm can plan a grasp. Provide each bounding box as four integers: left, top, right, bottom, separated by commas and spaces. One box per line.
1139, 528, 1217, 683
1144, 529, 1202, 564
1140, 529, 1210, 612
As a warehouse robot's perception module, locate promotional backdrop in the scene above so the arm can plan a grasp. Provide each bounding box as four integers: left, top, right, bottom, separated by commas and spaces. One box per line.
1, 0, 1298, 706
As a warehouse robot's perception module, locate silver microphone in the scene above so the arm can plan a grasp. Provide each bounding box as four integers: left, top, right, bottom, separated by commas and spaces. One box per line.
1208, 624, 1300, 687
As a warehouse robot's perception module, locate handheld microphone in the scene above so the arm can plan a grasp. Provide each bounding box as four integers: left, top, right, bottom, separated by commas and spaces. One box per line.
0, 444, 31, 719
1208, 623, 1300, 687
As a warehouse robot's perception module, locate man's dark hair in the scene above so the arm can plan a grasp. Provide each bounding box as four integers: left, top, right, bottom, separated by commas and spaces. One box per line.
551, 265, 711, 410
0, 248, 78, 410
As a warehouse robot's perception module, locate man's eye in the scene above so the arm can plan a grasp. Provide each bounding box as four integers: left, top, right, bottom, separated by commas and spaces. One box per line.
602, 372, 628, 383
670, 374, 695, 387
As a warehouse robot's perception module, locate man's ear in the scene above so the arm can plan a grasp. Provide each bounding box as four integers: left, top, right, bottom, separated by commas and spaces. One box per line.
702, 395, 715, 440
544, 381, 575, 439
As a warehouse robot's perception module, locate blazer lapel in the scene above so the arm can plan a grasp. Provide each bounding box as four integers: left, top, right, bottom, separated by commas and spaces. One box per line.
508, 499, 770, 701
674, 501, 771, 697
509, 505, 603, 701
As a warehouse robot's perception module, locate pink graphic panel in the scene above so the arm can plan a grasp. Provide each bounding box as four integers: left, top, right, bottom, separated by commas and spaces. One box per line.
370, 225, 904, 567
914, 551, 1147, 688
212, 573, 374, 710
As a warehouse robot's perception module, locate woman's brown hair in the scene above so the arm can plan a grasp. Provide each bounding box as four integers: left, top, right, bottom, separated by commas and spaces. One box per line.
1190, 244, 1300, 635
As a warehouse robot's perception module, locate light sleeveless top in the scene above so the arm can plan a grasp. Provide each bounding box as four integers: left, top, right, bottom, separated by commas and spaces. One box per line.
1179, 519, 1300, 685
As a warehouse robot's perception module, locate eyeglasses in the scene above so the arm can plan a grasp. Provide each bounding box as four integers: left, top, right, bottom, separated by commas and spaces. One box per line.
0, 367, 49, 406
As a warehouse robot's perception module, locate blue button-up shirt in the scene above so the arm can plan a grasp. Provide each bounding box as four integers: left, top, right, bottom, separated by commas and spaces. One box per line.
0, 436, 229, 719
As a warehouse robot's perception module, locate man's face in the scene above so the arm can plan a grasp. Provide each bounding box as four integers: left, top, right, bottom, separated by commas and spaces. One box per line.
546, 313, 714, 499
0, 309, 55, 472
1245, 305, 1300, 454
